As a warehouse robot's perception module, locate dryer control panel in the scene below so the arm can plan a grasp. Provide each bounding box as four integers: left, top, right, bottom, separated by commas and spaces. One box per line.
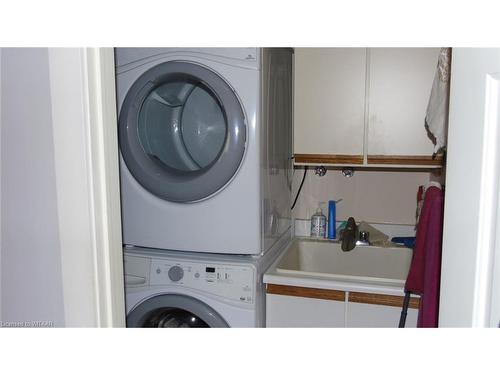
149, 259, 256, 304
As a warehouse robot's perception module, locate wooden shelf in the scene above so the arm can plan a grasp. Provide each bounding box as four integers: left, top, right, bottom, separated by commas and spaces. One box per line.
367, 155, 444, 166
294, 154, 364, 165
294, 153, 444, 168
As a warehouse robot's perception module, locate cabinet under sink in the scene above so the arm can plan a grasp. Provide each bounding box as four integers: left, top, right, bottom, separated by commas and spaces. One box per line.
264, 238, 420, 327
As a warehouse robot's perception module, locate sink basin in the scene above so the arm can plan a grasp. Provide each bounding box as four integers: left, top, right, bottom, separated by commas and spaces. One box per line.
276, 238, 413, 285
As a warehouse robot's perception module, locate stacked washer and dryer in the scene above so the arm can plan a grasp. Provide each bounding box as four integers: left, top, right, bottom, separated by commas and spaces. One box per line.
116, 48, 294, 327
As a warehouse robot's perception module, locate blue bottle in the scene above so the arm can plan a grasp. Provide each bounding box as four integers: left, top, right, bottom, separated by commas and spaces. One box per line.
328, 200, 336, 239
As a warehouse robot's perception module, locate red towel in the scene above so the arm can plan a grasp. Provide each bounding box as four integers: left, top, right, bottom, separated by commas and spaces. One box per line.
404, 186, 444, 327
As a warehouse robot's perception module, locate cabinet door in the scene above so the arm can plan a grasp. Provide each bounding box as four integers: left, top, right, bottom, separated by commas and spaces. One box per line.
346, 301, 418, 328
346, 292, 419, 328
367, 48, 441, 160
266, 294, 345, 327
294, 48, 367, 161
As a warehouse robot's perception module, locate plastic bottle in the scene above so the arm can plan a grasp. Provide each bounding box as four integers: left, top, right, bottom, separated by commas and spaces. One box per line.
310, 206, 326, 238
327, 200, 336, 239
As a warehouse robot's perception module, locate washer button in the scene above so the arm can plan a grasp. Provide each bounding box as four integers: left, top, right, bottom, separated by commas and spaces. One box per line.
168, 266, 184, 282
194, 272, 200, 278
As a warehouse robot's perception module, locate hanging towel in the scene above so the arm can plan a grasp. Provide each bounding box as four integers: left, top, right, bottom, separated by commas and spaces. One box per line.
415, 182, 442, 230
404, 185, 444, 327
425, 48, 451, 155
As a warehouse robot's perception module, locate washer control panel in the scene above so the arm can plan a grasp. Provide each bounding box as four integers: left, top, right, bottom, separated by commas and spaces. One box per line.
149, 259, 255, 304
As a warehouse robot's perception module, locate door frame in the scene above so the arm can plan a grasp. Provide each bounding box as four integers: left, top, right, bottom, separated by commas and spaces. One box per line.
49, 48, 125, 327
440, 48, 500, 327
84, 48, 126, 327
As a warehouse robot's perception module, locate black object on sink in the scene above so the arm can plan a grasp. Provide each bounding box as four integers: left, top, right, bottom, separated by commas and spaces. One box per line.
341, 217, 358, 252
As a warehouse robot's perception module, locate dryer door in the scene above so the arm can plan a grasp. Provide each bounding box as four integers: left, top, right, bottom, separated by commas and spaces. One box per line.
127, 294, 229, 328
119, 61, 247, 203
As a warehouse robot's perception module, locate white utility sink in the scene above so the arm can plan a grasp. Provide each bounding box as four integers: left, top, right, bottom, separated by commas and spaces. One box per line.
276, 238, 413, 285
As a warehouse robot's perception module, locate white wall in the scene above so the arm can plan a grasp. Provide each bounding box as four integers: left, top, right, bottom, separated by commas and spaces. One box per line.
0, 48, 66, 326
0, 48, 125, 327
292, 168, 431, 225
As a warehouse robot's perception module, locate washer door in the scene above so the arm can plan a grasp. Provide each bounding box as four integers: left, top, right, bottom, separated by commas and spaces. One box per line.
119, 61, 247, 203
127, 294, 229, 328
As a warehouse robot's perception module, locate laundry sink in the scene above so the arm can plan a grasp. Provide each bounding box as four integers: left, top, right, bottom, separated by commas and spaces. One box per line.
276, 238, 413, 285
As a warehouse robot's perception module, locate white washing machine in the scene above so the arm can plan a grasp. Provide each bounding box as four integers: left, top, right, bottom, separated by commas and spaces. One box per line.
116, 48, 293, 255
124, 229, 291, 327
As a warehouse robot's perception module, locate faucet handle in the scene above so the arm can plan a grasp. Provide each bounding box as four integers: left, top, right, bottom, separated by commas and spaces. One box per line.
356, 231, 370, 246
359, 231, 369, 242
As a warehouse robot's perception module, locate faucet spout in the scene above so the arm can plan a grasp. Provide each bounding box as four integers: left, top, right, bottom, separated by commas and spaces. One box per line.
341, 217, 358, 252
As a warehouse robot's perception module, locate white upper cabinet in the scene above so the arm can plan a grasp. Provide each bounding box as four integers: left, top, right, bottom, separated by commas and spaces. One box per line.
294, 48, 367, 163
367, 48, 441, 161
293, 48, 444, 167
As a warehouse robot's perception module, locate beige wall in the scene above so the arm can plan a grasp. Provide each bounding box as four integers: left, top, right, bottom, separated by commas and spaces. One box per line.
292, 168, 432, 225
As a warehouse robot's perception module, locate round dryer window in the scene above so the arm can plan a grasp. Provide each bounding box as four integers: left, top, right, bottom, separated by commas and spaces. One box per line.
119, 61, 247, 203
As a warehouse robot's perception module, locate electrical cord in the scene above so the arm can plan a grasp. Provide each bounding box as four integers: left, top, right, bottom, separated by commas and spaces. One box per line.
291, 166, 307, 210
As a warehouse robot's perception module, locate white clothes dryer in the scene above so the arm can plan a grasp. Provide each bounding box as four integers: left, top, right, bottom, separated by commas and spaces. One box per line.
116, 48, 293, 255
124, 229, 291, 328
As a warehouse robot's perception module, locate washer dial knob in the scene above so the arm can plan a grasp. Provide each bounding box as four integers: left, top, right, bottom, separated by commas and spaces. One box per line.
168, 266, 184, 282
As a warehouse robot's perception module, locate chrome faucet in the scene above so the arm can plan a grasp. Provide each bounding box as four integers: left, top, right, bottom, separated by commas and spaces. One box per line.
356, 231, 371, 246
341, 217, 358, 252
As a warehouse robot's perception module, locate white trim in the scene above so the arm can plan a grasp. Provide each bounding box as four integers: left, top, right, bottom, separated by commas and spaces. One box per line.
439, 49, 500, 327
49, 48, 124, 327
49, 48, 96, 326
362, 48, 370, 165
0, 48, 3, 322
83, 48, 125, 327
471, 73, 500, 326
491, 162, 500, 327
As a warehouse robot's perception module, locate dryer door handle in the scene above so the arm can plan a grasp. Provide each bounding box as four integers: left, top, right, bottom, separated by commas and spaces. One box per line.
125, 275, 147, 286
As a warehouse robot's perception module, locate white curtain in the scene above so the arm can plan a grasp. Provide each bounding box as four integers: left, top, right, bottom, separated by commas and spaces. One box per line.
425, 47, 451, 155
